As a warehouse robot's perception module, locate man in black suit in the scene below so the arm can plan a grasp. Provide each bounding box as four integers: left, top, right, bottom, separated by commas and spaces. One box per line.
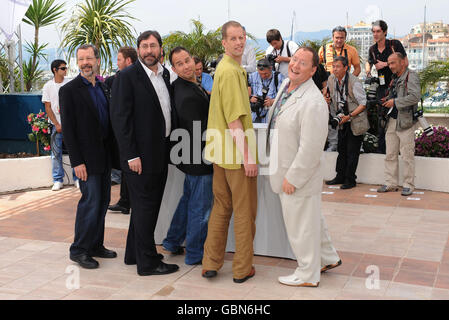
106, 46, 138, 215
60, 44, 117, 269
110, 30, 179, 276
162, 47, 213, 265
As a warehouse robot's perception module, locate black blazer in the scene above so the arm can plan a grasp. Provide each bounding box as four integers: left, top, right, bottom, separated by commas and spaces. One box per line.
59, 74, 113, 174
172, 77, 212, 176
110, 61, 175, 174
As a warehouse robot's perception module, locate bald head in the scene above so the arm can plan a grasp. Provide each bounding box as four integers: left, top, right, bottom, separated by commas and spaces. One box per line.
388, 52, 407, 76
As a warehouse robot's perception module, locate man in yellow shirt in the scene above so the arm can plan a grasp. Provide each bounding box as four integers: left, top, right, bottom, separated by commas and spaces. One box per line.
202, 20, 258, 284
318, 26, 361, 76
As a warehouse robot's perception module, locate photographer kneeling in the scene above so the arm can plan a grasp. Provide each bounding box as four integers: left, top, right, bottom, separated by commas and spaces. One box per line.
325, 56, 369, 189
377, 53, 421, 196
248, 58, 285, 123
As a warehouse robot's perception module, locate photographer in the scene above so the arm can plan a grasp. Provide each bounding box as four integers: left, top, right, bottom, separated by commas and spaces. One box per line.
377, 53, 420, 196
265, 29, 299, 77
365, 20, 407, 153
319, 26, 361, 76
248, 58, 285, 123
325, 56, 369, 189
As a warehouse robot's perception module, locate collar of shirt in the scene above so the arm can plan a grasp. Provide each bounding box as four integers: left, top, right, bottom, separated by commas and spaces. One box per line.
222, 54, 245, 71
81, 74, 100, 87
139, 60, 164, 79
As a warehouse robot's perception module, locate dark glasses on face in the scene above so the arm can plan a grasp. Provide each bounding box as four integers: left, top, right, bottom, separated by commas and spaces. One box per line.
58, 67, 67, 70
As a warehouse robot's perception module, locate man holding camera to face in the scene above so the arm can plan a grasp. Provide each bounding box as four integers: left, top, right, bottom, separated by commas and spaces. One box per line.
365, 20, 407, 154
265, 29, 299, 77
325, 56, 369, 190
377, 53, 421, 196
248, 58, 285, 123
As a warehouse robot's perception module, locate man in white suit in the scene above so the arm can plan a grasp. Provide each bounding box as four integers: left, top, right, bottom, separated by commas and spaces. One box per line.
266, 47, 341, 287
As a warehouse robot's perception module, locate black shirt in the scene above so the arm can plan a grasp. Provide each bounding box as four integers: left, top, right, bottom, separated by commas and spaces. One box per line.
368, 39, 407, 87
172, 77, 213, 176
313, 64, 329, 91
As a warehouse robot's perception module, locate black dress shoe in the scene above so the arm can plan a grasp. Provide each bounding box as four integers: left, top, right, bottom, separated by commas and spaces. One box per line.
340, 183, 356, 190
325, 178, 345, 185
138, 261, 179, 276
90, 247, 117, 258
108, 203, 130, 214
70, 254, 99, 269
233, 266, 255, 283
202, 270, 217, 278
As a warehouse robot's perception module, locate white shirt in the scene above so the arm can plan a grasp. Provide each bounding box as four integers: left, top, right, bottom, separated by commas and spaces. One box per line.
265, 40, 299, 77
41, 78, 69, 124
139, 60, 172, 137
242, 42, 256, 73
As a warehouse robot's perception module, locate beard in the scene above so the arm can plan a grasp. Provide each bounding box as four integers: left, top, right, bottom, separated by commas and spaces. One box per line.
139, 52, 161, 68
80, 64, 95, 78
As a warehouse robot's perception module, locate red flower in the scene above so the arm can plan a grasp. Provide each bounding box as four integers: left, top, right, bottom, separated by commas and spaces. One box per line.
44, 145, 51, 151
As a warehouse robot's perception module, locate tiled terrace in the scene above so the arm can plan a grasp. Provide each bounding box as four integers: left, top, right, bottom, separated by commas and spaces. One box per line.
1, 182, 449, 300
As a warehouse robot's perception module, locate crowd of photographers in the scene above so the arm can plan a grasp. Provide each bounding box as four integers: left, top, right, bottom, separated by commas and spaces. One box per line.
248, 19, 435, 196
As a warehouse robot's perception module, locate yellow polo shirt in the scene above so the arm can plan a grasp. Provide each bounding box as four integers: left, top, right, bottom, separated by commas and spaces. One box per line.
204, 54, 257, 169
318, 43, 360, 74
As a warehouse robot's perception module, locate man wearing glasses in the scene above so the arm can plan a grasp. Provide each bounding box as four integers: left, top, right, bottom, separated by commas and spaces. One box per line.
42, 60, 79, 191
319, 26, 361, 152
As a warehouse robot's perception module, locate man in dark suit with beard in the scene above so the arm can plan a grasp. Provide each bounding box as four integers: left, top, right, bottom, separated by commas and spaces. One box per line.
110, 30, 179, 276
60, 44, 117, 269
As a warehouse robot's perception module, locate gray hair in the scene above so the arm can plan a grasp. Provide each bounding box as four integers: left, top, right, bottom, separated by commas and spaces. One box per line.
76, 44, 100, 59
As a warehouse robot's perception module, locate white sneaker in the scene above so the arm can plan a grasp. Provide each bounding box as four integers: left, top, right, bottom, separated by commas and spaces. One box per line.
75, 180, 80, 189
52, 182, 64, 191
278, 273, 319, 287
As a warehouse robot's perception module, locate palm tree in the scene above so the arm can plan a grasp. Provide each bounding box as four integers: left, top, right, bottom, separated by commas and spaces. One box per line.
420, 60, 449, 97
60, 0, 137, 74
163, 19, 223, 69
22, 0, 65, 91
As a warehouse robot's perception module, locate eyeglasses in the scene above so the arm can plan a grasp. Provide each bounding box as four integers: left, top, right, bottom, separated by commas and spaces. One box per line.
58, 67, 67, 71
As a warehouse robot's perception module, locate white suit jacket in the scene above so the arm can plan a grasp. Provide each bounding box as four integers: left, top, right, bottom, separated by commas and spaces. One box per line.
266, 77, 329, 196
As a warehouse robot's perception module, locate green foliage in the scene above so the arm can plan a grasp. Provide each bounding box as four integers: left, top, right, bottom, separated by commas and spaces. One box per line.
22, 0, 65, 91
23, 0, 65, 29
23, 58, 44, 91
419, 60, 449, 97
61, 0, 137, 73
298, 37, 331, 53
163, 19, 223, 68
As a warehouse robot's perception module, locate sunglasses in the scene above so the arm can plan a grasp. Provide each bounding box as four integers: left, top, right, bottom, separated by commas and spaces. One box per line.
58, 67, 68, 71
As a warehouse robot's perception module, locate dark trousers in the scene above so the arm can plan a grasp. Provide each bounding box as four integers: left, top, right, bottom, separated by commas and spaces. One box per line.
70, 169, 111, 256
335, 124, 363, 185
377, 86, 388, 154
124, 167, 168, 273
117, 172, 130, 208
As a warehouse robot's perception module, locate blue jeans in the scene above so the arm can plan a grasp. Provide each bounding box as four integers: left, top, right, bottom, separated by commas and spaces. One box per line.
70, 169, 111, 256
163, 174, 213, 265
51, 126, 78, 183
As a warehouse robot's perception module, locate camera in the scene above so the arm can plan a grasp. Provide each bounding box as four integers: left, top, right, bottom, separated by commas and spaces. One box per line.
266, 53, 277, 69
251, 87, 269, 123
365, 76, 381, 108
329, 107, 347, 130
414, 109, 434, 136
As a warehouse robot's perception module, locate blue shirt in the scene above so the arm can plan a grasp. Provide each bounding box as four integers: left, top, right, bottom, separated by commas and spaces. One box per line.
200, 72, 213, 93
248, 71, 285, 123
81, 75, 109, 137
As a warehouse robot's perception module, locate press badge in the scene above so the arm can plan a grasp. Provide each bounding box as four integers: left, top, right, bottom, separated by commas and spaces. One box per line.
379, 75, 385, 86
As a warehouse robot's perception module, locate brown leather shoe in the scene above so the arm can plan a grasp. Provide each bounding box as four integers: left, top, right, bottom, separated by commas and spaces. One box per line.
321, 260, 342, 273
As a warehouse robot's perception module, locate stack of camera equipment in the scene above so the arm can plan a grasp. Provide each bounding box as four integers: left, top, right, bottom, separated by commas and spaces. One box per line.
251, 86, 269, 123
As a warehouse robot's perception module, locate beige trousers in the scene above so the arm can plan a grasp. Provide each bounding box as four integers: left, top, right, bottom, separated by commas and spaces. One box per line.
202, 164, 258, 279
385, 118, 416, 189
279, 192, 340, 283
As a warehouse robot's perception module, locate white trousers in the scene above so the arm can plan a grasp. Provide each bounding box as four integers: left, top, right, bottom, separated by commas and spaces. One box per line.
279, 192, 340, 283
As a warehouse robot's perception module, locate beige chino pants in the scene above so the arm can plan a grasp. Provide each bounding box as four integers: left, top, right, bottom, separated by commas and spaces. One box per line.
202, 164, 258, 279
385, 118, 416, 189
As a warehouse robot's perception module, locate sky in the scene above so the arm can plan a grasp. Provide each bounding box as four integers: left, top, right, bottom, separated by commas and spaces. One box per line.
18, 0, 449, 48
